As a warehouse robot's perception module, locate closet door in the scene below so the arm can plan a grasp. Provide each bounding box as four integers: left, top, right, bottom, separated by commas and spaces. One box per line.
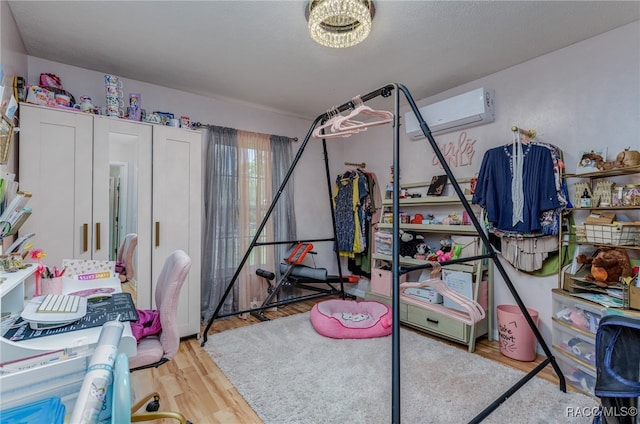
151, 126, 202, 337
93, 117, 152, 309
19, 104, 94, 267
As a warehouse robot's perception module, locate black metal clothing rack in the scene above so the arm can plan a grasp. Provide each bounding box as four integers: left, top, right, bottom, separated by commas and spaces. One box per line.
201, 83, 566, 423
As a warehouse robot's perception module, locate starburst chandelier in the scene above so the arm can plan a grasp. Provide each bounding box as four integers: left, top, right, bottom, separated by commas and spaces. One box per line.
306, 0, 375, 48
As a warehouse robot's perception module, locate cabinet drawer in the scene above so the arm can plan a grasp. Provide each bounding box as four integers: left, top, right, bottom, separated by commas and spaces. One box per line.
407, 304, 466, 340
553, 348, 596, 397
552, 320, 596, 366
552, 291, 604, 335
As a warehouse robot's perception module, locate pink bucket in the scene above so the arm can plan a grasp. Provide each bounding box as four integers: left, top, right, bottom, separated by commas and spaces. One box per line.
497, 305, 539, 362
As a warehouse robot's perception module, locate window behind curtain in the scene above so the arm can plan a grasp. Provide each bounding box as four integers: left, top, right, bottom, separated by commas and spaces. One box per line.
202, 127, 295, 323
237, 131, 274, 312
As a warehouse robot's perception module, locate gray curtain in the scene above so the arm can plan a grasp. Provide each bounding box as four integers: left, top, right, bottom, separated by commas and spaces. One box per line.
201, 126, 239, 323
201, 128, 298, 322
270, 135, 298, 298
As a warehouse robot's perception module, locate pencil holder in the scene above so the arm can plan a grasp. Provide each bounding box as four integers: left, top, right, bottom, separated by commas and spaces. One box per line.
41, 276, 63, 296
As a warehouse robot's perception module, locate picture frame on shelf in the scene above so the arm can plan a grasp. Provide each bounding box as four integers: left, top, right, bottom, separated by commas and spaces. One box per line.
426, 175, 448, 196
576, 149, 607, 174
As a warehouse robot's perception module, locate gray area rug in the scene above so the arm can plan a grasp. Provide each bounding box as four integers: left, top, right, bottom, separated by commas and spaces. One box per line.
204, 312, 598, 423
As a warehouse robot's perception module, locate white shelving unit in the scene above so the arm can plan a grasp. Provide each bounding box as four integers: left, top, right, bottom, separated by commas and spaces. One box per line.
553, 165, 640, 395
366, 184, 493, 352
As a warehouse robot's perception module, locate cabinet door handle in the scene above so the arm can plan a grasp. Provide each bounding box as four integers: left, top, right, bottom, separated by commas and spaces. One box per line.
95, 222, 101, 250
155, 221, 160, 247
83, 223, 88, 252
426, 318, 439, 324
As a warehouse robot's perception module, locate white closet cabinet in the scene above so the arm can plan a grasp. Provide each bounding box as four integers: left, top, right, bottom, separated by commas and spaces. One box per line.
151, 126, 202, 338
19, 104, 108, 266
93, 116, 153, 309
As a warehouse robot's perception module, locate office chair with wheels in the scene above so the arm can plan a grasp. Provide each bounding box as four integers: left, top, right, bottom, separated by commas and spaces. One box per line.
127, 250, 192, 420
117, 233, 138, 283
112, 352, 189, 423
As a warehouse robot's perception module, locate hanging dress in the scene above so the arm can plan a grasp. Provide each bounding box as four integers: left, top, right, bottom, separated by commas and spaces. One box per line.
472, 143, 560, 233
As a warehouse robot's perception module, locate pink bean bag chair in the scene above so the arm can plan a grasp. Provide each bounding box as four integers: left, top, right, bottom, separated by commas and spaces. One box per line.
310, 299, 392, 339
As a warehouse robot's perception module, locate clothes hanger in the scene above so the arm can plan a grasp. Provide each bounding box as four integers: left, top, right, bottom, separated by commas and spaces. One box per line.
400, 263, 485, 325
327, 97, 394, 136
312, 107, 363, 139
333, 98, 393, 131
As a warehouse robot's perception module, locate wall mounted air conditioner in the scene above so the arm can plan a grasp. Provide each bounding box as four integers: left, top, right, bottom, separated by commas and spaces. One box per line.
404, 88, 495, 140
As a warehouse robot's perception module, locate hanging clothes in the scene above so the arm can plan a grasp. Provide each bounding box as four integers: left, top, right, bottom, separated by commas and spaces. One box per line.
348, 170, 380, 277
472, 138, 566, 272
472, 143, 560, 233
334, 169, 368, 257
531, 141, 569, 235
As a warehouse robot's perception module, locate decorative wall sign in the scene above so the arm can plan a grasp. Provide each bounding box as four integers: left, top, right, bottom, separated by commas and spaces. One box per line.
432, 131, 477, 169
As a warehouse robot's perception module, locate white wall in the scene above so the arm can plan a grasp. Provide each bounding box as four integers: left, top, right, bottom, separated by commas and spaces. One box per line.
0, 0, 27, 174
327, 21, 640, 347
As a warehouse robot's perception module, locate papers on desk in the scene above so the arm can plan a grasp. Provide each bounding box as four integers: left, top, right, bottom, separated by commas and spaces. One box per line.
571, 292, 624, 308
61, 259, 115, 280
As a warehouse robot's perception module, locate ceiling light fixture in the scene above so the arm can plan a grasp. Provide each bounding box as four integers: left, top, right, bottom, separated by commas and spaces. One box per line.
306, 0, 375, 48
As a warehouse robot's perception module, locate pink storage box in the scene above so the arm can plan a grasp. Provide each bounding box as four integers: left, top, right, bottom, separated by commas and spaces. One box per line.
371, 268, 407, 297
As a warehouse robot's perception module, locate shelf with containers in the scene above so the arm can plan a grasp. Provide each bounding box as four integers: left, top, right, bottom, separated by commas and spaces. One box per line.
559, 165, 640, 303
367, 180, 492, 352
553, 165, 640, 396
551, 288, 640, 396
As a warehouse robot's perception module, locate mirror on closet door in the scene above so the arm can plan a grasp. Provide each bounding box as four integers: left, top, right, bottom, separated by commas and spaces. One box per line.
108, 135, 139, 305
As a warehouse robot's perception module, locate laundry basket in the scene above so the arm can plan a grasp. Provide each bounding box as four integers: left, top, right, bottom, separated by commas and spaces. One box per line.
497, 304, 539, 362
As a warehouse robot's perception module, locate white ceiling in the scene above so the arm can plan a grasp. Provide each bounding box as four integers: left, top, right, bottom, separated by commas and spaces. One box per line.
8, 1, 640, 120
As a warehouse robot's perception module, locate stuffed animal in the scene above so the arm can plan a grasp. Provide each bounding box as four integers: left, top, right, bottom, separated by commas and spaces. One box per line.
414, 242, 428, 260
576, 247, 633, 287
439, 238, 453, 253
399, 230, 425, 258
579, 152, 607, 171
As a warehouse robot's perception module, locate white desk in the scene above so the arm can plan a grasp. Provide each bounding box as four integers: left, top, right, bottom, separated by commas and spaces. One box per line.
1, 272, 137, 364
0, 272, 137, 412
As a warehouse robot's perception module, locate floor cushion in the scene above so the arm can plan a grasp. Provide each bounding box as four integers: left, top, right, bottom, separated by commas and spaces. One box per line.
310, 299, 392, 339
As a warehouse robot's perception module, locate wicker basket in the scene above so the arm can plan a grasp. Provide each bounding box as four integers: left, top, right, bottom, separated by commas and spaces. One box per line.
584, 223, 640, 246
572, 225, 587, 242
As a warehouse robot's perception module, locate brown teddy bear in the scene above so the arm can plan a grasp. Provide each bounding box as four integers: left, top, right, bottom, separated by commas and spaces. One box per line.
575, 247, 633, 287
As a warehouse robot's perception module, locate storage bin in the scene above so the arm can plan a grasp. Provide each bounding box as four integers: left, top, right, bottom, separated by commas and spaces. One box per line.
553, 348, 597, 397
370, 267, 406, 297
584, 223, 639, 246
374, 231, 393, 256
552, 292, 604, 335
552, 322, 596, 366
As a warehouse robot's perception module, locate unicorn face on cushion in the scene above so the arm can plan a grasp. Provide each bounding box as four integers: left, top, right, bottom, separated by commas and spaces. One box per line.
341, 312, 371, 323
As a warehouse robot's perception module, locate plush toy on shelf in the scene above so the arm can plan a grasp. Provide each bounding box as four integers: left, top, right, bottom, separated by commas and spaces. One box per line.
575, 247, 633, 287
414, 243, 428, 260
441, 212, 462, 225
399, 230, 425, 258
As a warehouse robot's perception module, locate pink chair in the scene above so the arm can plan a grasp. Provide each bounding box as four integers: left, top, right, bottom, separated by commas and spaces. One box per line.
117, 233, 138, 283
127, 250, 191, 420
129, 249, 191, 370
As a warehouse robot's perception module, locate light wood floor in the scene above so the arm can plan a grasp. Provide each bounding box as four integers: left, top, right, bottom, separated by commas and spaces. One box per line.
129, 298, 566, 424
